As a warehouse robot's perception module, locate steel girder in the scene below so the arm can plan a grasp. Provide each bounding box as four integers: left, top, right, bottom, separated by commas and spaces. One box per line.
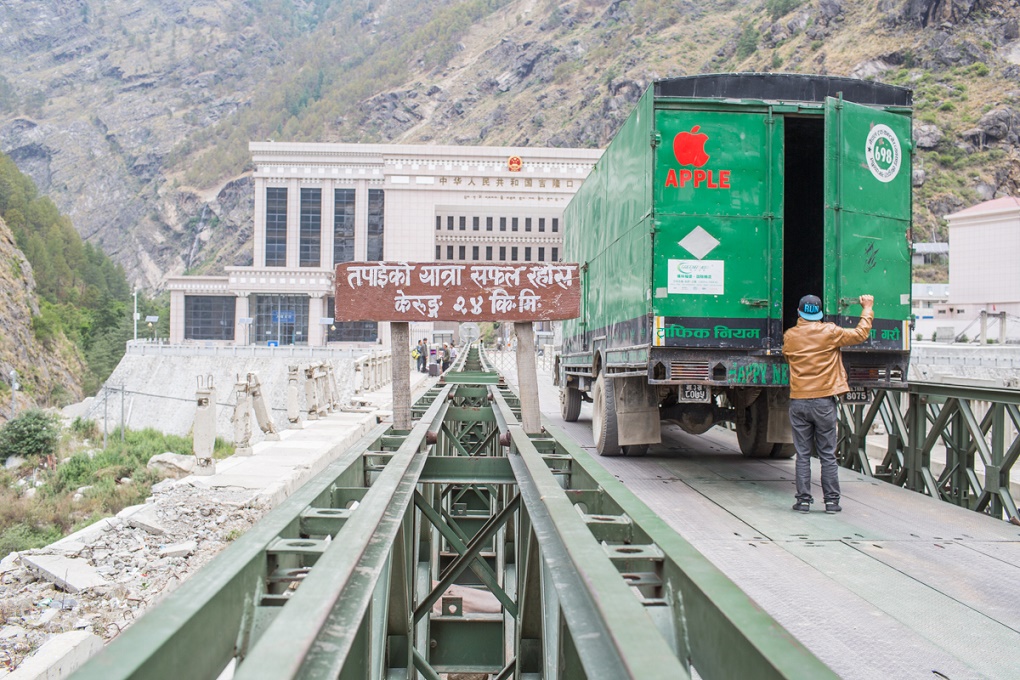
836, 381, 1020, 522
77, 346, 833, 679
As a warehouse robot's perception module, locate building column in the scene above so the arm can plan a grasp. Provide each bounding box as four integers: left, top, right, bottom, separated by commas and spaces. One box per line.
286, 178, 300, 269
169, 290, 186, 344
235, 293, 250, 346
308, 294, 326, 346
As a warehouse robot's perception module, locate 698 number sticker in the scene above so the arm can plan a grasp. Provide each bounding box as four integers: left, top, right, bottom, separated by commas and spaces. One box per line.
865, 124, 902, 183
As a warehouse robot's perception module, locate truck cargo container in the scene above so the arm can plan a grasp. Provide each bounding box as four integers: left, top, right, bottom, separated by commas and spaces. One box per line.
556, 73, 912, 457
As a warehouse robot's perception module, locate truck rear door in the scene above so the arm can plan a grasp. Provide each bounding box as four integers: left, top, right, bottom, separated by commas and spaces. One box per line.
823, 97, 912, 348
652, 108, 784, 350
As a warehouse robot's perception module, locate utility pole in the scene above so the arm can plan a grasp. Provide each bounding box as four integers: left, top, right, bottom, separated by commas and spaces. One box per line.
121, 385, 126, 442
133, 288, 139, 341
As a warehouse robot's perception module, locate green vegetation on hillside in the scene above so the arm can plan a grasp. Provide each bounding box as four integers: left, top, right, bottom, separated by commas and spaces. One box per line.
0, 152, 166, 394
179, 0, 513, 185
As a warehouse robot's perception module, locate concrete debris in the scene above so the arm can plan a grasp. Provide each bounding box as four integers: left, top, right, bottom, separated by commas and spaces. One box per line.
147, 452, 196, 477
4, 630, 102, 679
0, 484, 262, 672
158, 541, 196, 559
18, 556, 108, 594
124, 506, 166, 536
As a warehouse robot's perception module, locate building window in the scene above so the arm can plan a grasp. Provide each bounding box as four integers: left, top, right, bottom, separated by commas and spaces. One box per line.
447, 215, 454, 230
486, 246, 493, 260
486, 217, 493, 231
499, 246, 506, 260
525, 246, 532, 261
539, 218, 546, 232
327, 297, 377, 343
184, 296, 235, 341
436, 245, 442, 260
525, 218, 532, 232
538, 247, 545, 261
447, 245, 454, 259
472, 245, 479, 260
299, 188, 321, 267
552, 247, 559, 261
459, 245, 466, 260
473, 216, 480, 231
265, 187, 287, 267
552, 218, 559, 233
459, 216, 466, 230
512, 246, 518, 261
512, 218, 519, 232
367, 189, 384, 260
436, 216, 441, 230
500, 217, 506, 232
334, 189, 355, 265
253, 294, 309, 346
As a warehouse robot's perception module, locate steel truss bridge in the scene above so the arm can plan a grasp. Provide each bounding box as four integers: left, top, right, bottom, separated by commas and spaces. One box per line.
75, 346, 1020, 679
76, 346, 833, 680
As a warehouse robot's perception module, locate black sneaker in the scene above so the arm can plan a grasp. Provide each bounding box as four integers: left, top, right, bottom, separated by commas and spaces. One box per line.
792, 500, 810, 513
825, 502, 842, 514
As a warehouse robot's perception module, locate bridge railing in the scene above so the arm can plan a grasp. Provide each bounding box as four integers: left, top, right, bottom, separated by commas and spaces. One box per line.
839, 381, 1020, 522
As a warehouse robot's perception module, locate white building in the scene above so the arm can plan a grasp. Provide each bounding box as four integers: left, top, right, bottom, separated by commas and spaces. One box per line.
937, 196, 1020, 341
166, 142, 601, 347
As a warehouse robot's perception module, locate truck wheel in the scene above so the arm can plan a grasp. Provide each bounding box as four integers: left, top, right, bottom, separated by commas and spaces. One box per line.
736, 396, 771, 458
592, 373, 621, 456
560, 386, 582, 422
771, 443, 796, 459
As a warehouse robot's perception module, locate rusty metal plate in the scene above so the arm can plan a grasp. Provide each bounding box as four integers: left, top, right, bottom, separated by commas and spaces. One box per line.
334, 262, 581, 322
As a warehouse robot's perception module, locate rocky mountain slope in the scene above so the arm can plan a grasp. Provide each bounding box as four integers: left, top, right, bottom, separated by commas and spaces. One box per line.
0, 215, 85, 420
0, 0, 1018, 288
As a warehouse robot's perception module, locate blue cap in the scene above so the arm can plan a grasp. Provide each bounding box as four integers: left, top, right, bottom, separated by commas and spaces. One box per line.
798, 295, 823, 321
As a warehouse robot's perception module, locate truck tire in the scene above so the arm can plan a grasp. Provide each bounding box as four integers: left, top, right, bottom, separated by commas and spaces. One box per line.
592, 373, 621, 456
771, 443, 796, 459
560, 386, 582, 422
736, 396, 772, 458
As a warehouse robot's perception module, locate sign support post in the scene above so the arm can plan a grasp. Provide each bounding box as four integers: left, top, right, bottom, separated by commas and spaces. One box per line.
515, 321, 541, 434
391, 321, 411, 431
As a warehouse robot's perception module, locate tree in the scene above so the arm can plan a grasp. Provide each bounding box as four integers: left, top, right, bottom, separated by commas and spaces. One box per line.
0, 410, 60, 462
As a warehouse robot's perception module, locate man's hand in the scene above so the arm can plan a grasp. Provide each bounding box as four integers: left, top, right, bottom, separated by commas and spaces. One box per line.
859, 294, 874, 309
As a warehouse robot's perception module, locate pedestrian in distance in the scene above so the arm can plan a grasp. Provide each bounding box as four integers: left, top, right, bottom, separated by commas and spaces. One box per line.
441, 343, 451, 372
783, 293, 874, 514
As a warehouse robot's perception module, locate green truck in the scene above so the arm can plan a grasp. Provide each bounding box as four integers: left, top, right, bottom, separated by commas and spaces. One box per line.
556, 73, 912, 457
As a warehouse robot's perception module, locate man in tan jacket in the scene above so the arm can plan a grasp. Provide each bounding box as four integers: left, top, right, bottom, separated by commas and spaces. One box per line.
783, 294, 874, 513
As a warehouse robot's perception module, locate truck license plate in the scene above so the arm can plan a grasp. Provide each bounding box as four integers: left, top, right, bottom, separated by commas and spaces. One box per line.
679, 384, 710, 403
844, 386, 872, 404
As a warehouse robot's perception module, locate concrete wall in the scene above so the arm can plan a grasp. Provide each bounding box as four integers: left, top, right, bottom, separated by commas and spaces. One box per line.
910, 342, 1020, 386
64, 354, 359, 443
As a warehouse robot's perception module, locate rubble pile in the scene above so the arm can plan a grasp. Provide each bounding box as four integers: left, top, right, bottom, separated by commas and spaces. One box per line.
0, 481, 263, 672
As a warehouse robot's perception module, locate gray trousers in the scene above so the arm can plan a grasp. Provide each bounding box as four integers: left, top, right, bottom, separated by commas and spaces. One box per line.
790, 397, 840, 503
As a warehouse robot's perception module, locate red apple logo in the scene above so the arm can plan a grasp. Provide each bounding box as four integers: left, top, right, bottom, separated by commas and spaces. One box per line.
673, 126, 710, 167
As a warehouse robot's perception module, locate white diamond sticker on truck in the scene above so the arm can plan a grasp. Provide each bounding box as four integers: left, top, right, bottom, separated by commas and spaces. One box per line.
678, 225, 720, 260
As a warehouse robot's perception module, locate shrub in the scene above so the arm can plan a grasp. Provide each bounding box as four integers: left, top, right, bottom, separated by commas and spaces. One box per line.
0, 410, 60, 462
736, 24, 759, 61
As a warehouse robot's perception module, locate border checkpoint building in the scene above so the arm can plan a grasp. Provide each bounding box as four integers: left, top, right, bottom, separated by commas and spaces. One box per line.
166, 142, 602, 348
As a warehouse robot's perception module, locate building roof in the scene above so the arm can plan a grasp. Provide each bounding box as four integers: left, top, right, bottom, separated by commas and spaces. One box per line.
946, 196, 1020, 220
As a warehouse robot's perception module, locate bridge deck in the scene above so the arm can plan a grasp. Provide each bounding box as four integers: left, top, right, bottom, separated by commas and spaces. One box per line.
546, 402, 1020, 679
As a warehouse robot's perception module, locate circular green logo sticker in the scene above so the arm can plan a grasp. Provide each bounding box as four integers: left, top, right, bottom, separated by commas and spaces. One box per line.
865, 125, 901, 183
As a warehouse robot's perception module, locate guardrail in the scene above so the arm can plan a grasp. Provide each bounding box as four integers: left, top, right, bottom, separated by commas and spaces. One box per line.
839, 381, 1020, 522
125, 341, 365, 361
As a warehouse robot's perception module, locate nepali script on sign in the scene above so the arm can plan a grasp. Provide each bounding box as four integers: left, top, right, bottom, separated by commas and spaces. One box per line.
334, 262, 581, 322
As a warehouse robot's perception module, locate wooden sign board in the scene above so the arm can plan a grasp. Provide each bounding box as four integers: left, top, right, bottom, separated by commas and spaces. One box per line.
334, 262, 581, 322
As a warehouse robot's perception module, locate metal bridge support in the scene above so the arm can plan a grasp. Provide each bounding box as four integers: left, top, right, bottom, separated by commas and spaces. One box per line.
232, 377, 253, 456
193, 376, 216, 476
248, 372, 280, 441
286, 365, 302, 429
838, 381, 1020, 523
